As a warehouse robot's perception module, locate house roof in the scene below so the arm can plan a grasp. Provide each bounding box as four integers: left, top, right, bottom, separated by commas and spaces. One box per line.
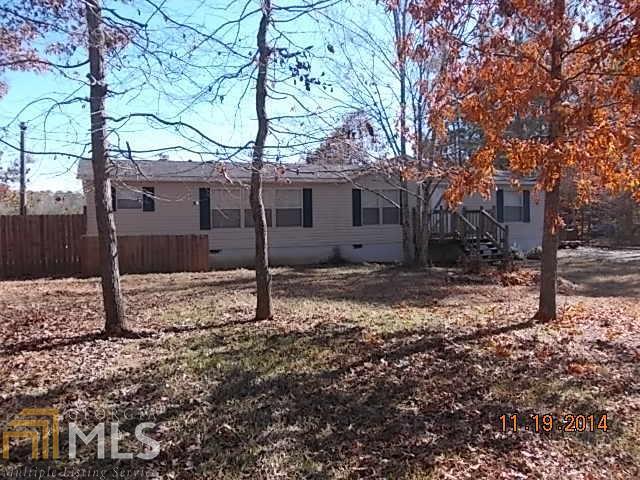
493, 170, 537, 185
77, 159, 366, 184
77, 159, 537, 185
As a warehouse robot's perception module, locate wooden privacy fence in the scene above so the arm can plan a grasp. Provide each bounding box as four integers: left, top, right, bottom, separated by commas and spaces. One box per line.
0, 214, 209, 279
82, 234, 209, 276
0, 214, 85, 278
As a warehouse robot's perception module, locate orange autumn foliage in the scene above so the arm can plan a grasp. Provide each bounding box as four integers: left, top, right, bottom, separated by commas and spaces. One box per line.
406, 0, 640, 205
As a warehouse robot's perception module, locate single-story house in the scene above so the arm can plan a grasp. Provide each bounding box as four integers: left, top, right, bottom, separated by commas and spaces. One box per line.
78, 159, 543, 266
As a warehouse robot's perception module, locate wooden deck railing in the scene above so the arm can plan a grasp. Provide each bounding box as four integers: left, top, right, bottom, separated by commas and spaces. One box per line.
428, 206, 510, 260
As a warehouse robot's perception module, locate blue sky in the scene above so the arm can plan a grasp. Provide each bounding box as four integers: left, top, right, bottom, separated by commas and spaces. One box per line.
0, 0, 399, 192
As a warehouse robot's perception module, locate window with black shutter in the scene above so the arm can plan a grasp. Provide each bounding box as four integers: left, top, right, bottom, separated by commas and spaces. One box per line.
523, 190, 531, 223
142, 187, 155, 212
352, 189, 362, 226
199, 187, 211, 230
111, 186, 117, 212
302, 188, 313, 228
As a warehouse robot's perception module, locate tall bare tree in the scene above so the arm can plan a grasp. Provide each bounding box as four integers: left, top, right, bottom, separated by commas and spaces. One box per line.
393, 5, 412, 265
250, 0, 273, 320
85, 0, 126, 335
326, 0, 458, 267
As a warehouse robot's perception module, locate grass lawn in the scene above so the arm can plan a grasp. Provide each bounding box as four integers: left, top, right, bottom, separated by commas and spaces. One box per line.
0, 249, 639, 479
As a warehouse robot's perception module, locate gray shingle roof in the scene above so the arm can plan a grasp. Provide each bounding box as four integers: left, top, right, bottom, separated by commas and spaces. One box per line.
77, 159, 366, 184
77, 159, 537, 185
78, 160, 365, 183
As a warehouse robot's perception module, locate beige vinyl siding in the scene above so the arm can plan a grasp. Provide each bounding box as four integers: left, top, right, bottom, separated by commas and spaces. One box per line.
84, 180, 200, 235
84, 179, 402, 250
83, 176, 544, 261
448, 186, 544, 251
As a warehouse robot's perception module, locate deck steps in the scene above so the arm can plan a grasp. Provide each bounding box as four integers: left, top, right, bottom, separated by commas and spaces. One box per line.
462, 239, 503, 262
427, 207, 509, 263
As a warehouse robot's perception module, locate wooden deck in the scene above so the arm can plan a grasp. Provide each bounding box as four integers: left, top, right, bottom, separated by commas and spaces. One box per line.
427, 207, 510, 262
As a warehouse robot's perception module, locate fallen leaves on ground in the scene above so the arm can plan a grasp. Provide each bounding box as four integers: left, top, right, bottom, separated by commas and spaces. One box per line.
0, 252, 638, 479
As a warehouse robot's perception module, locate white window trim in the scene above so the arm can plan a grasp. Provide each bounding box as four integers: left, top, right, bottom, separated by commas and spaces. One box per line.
274, 188, 303, 227
211, 189, 242, 229
362, 189, 400, 226
503, 191, 524, 223
243, 188, 275, 228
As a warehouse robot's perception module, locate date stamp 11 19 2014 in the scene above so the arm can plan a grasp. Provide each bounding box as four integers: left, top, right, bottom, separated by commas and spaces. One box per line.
499, 413, 609, 433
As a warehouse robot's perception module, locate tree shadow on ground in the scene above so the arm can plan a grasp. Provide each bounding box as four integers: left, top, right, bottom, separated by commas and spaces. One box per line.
118, 264, 495, 309
558, 249, 640, 298
269, 265, 489, 308
0, 317, 268, 355
1, 265, 502, 357
2, 318, 631, 479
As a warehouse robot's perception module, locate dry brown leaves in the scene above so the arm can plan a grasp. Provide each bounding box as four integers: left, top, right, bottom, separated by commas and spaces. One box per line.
0, 259, 638, 479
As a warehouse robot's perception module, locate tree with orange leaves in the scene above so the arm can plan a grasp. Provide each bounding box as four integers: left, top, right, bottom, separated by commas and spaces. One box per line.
409, 0, 640, 320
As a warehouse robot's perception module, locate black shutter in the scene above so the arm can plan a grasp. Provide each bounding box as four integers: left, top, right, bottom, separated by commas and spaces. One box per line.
352, 189, 362, 226
199, 187, 211, 230
302, 188, 313, 228
142, 187, 155, 212
523, 190, 531, 223
496, 189, 504, 223
111, 186, 117, 212
399, 188, 404, 224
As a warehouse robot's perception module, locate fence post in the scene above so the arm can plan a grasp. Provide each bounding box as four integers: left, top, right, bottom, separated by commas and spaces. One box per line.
19, 123, 27, 216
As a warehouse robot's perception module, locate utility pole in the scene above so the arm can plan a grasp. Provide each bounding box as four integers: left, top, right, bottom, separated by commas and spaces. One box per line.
19, 122, 27, 216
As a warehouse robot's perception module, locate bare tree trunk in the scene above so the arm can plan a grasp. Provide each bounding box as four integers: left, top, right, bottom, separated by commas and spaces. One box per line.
412, 92, 434, 269
538, 184, 560, 320
400, 179, 411, 265
414, 187, 424, 265
394, 5, 412, 265
414, 184, 431, 267
86, 0, 126, 335
617, 193, 634, 243
250, 0, 272, 320
536, 0, 565, 322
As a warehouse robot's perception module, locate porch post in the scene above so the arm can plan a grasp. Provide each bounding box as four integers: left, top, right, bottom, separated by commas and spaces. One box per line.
478, 206, 484, 251
502, 224, 511, 268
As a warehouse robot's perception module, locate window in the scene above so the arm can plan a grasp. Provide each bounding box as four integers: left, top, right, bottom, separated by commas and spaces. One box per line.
275, 189, 302, 227
362, 189, 400, 225
142, 187, 155, 212
244, 189, 273, 228
381, 190, 400, 224
503, 191, 523, 222
362, 190, 380, 225
115, 188, 142, 209
244, 209, 273, 228
213, 209, 241, 228
212, 189, 241, 228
